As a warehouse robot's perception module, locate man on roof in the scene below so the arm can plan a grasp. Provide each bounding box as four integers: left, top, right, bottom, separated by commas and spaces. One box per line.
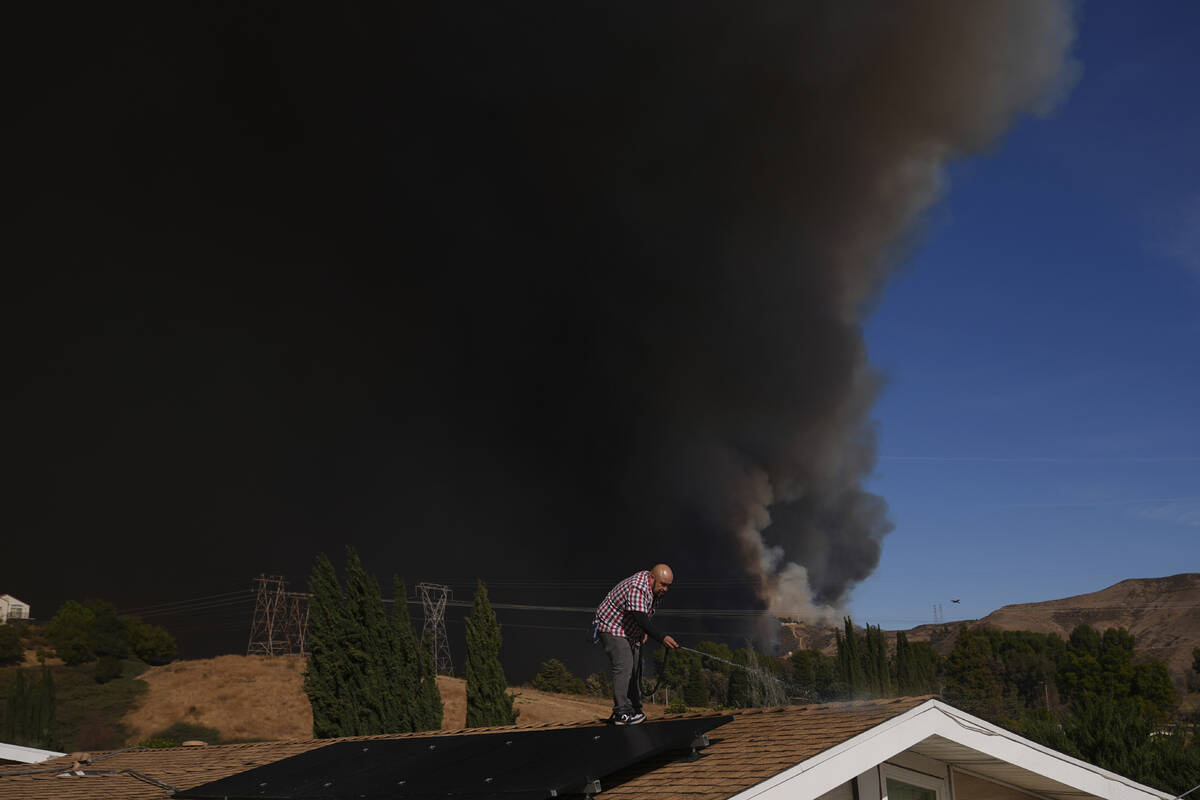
593, 563, 680, 725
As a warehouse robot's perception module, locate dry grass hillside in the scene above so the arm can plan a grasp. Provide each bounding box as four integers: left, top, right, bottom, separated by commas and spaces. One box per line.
122, 655, 625, 744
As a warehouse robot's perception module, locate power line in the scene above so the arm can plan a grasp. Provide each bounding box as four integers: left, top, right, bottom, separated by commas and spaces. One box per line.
415, 583, 453, 675
246, 576, 307, 657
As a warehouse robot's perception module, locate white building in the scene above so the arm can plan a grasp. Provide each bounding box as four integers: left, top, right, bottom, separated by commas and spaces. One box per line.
0, 595, 30, 624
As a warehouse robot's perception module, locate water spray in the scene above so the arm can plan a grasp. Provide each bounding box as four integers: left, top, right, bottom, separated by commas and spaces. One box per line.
672, 645, 811, 707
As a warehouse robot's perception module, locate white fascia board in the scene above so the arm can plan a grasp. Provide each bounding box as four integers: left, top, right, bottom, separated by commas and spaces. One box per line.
725, 700, 1171, 800
0, 742, 66, 764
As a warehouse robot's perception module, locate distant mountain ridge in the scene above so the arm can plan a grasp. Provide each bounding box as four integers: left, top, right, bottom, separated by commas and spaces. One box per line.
780, 573, 1200, 689
967, 573, 1199, 686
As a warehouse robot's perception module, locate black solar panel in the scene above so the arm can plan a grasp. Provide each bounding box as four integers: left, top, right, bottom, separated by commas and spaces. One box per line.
176, 716, 731, 799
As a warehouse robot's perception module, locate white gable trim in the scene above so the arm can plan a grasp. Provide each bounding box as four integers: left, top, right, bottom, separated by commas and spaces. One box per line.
0, 741, 65, 764
725, 700, 1171, 800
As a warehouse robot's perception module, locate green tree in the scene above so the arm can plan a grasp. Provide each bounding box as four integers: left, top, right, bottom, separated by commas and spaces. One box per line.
727, 663, 751, 707
895, 631, 916, 694
33, 668, 58, 750
415, 632, 444, 730
303, 553, 357, 737
943, 628, 1006, 722
584, 671, 612, 698
864, 624, 893, 697
344, 548, 406, 733
789, 649, 836, 701
695, 641, 734, 674
907, 640, 941, 694
122, 617, 177, 665
684, 658, 709, 707
393, 578, 441, 732
85, 600, 130, 661
2, 668, 57, 750
47, 600, 96, 665
3, 669, 29, 744
464, 581, 517, 727
653, 645, 696, 694
0, 625, 22, 666
531, 658, 576, 693
835, 617, 867, 698
1058, 625, 1176, 720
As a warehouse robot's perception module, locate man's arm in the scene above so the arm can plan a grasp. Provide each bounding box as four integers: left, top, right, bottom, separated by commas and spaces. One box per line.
628, 611, 679, 648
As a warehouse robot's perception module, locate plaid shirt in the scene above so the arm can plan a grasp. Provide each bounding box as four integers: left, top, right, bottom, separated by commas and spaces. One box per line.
594, 570, 656, 642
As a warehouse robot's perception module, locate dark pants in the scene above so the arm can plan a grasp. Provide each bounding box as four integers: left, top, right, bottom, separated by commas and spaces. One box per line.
600, 632, 642, 716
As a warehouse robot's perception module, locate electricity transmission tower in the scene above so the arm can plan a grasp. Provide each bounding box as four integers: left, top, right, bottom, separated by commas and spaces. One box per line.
247, 575, 308, 656
416, 582, 453, 675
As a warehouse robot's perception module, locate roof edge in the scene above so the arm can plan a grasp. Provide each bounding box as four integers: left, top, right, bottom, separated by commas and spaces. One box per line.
724, 698, 1173, 800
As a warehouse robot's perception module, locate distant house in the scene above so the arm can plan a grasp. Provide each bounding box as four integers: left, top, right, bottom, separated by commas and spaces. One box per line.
0, 696, 1174, 800
0, 596, 29, 624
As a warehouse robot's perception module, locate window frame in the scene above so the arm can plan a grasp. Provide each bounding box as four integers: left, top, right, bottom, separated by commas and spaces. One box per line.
881, 762, 947, 800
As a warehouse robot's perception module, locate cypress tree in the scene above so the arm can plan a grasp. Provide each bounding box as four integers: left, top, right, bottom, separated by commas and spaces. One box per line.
32, 668, 57, 750
344, 548, 406, 733
392, 577, 442, 732
837, 617, 868, 698
416, 632, 444, 731
388, 577, 419, 730
465, 580, 517, 727
3, 669, 28, 744
304, 553, 358, 737
727, 663, 751, 707
864, 624, 893, 697
896, 631, 915, 694
684, 658, 709, 707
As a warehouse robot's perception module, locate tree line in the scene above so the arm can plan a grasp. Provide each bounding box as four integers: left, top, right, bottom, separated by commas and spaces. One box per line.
1, 599, 177, 676
302, 548, 519, 736
0, 598, 179, 750
617, 615, 1198, 796
807, 618, 1198, 796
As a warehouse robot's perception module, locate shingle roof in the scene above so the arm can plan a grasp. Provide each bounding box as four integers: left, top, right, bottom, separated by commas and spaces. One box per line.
597, 696, 933, 800
0, 696, 933, 800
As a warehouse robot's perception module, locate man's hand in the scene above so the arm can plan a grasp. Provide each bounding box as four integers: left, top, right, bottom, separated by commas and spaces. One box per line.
663, 635, 680, 650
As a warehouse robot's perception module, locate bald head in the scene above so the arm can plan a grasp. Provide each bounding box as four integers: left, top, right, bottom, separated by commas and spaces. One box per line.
650, 563, 674, 598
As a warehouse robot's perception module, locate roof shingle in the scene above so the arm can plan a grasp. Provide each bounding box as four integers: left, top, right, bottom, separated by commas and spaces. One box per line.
0, 696, 933, 800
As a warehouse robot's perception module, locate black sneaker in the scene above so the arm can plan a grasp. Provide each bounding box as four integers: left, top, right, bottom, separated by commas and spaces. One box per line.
627, 712, 646, 725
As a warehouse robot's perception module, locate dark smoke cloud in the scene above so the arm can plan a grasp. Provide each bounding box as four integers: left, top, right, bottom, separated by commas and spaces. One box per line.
5, 2, 1075, 646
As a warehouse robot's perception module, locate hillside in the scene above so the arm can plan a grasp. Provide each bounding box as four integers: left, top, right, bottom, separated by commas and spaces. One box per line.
781, 573, 1200, 689
967, 573, 1200, 685
121, 655, 627, 744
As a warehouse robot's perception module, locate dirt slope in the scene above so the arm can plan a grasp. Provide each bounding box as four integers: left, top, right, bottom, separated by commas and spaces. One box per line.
122, 655, 624, 744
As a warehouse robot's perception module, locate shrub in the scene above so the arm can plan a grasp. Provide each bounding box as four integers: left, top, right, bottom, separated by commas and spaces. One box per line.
0, 626, 22, 666
584, 671, 611, 698
47, 601, 96, 665
123, 618, 177, 666
93, 656, 123, 684
141, 721, 222, 747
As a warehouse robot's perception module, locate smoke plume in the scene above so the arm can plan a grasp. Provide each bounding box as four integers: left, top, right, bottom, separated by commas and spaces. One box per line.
6, 2, 1078, 643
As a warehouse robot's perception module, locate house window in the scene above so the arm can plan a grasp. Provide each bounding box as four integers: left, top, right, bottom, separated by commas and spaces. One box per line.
882, 763, 946, 800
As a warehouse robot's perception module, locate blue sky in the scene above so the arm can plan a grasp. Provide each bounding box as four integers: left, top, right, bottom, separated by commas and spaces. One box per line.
850, 1, 1200, 628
